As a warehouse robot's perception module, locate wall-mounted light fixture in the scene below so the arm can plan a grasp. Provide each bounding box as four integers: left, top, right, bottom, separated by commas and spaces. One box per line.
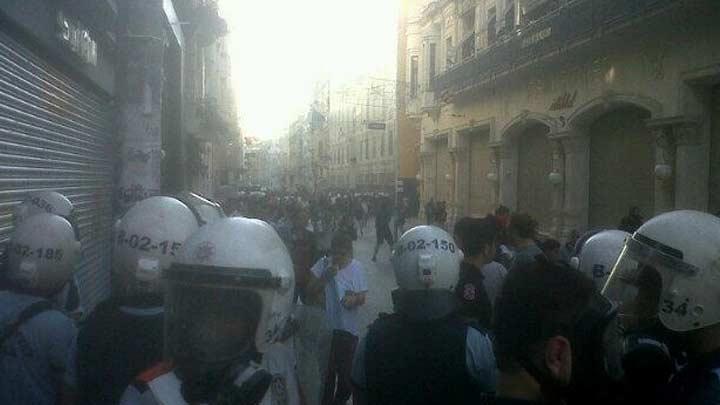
654, 164, 672, 181
548, 171, 563, 185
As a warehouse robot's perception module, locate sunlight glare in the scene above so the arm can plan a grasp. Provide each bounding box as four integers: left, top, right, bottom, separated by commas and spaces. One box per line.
219, 0, 399, 140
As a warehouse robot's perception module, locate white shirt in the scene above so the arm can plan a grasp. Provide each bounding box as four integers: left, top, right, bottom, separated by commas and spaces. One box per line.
310, 257, 368, 336
480, 261, 508, 306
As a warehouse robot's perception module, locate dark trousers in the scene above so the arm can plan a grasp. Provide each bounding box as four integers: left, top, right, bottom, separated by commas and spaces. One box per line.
322, 329, 358, 405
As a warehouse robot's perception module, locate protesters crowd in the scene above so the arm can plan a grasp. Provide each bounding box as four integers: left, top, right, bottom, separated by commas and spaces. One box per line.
1, 187, 720, 405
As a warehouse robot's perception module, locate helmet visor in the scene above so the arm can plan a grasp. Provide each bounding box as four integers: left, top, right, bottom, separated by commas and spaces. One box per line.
165, 281, 262, 376
602, 235, 699, 333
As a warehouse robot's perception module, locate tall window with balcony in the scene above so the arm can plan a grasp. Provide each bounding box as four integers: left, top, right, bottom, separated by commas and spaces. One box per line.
461, 10, 476, 60
445, 37, 454, 67
410, 55, 419, 98
487, 7, 497, 46
504, 0, 516, 34
428, 43, 437, 85
524, 0, 559, 24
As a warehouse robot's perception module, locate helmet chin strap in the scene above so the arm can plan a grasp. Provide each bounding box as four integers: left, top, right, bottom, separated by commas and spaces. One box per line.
180, 356, 271, 405
178, 348, 260, 403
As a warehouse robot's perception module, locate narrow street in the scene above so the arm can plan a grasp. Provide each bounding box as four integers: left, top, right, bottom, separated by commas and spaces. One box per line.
351, 221, 397, 337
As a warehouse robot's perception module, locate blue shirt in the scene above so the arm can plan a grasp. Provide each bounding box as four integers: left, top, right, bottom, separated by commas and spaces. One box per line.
0, 291, 77, 405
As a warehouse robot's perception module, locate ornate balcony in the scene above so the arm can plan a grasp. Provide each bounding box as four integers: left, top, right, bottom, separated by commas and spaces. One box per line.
432, 0, 679, 96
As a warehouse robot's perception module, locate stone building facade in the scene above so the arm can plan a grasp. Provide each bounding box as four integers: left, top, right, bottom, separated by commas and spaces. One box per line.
408, 0, 720, 236
326, 77, 398, 193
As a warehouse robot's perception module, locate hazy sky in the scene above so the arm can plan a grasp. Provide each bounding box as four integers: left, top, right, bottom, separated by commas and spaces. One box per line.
218, 0, 399, 140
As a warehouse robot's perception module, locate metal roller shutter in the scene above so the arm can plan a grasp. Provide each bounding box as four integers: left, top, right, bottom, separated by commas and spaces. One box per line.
435, 139, 450, 204
468, 133, 492, 217
517, 125, 553, 232
0, 31, 115, 310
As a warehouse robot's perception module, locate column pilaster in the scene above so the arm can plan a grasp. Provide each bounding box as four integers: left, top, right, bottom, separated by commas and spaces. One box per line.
555, 130, 590, 238
117, 0, 166, 214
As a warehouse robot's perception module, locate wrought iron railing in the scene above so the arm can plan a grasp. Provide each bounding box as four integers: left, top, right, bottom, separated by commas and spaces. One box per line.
432, 0, 678, 95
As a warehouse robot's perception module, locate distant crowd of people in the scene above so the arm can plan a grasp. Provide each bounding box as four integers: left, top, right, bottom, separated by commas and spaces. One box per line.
2, 187, 720, 405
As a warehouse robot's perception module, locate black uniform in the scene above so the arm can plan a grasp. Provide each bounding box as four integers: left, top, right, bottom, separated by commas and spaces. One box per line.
664, 350, 720, 405
76, 297, 164, 405
375, 206, 393, 245
454, 261, 493, 329
363, 313, 487, 405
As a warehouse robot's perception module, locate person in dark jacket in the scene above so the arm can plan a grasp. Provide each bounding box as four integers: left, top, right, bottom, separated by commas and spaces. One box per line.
453, 216, 507, 329
491, 258, 620, 405
618, 206, 644, 233
352, 226, 496, 405
76, 197, 200, 405
372, 198, 394, 262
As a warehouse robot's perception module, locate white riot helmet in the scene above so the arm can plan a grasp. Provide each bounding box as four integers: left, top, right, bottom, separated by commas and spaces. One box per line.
165, 217, 294, 375
577, 230, 630, 289
175, 191, 225, 226
603, 210, 720, 333
7, 213, 81, 296
113, 196, 200, 297
13, 191, 74, 227
391, 225, 462, 320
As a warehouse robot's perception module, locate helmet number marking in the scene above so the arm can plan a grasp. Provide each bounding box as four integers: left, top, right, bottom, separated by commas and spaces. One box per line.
128, 235, 139, 249
661, 299, 689, 317
10, 243, 64, 262
138, 237, 152, 251
395, 238, 456, 256
592, 264, 606, 278
116, 231, 182, 256
30, 196, 54, 213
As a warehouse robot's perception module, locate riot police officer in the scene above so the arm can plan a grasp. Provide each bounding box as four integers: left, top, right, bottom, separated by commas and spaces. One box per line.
12, 190, 75, 227
352, 225, 497, 405
175, 190, 226, 226
11, 190, 83, 318
574, 229, 630, 289
0, 212, 81, 404
75, 196, 200, 405
119, 216, 295, 405
603, 210, 720, 405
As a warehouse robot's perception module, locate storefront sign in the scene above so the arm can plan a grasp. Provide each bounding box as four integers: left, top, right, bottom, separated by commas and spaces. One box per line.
521, 27, 552, 49
367, 122, 386, 130
549, 90, 578, 111
56, 11, 97, 66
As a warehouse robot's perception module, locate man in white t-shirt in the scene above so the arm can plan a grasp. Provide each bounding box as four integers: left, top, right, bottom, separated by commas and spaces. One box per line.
306, 233, 368, 405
